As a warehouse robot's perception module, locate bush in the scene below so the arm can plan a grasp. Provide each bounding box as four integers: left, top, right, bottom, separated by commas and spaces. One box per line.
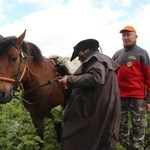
0, 99, 60, 150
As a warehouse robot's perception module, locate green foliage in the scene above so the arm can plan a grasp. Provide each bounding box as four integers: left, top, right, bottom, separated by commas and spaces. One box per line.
51, 105, 63, 123
0, 98, 150, 150
0, 98, 60, 150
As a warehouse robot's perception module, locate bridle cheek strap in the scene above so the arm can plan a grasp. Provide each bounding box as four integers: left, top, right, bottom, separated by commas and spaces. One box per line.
18, 66, 27, 91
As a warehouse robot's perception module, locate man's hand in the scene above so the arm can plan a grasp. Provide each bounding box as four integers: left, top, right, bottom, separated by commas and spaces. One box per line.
59, 76, 68, 86
146, 103, 150, 113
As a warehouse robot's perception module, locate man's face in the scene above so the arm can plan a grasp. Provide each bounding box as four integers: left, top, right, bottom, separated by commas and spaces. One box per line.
78, 49, 90, 63
121, 31, 137, 46
78, 51, 85, 63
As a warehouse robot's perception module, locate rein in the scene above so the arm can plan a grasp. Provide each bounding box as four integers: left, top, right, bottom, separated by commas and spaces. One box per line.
12, 77, 59, 105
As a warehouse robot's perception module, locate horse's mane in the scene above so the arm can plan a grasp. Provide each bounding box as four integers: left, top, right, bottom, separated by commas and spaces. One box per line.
27, 42, 44, 64
0, 36, 44, 64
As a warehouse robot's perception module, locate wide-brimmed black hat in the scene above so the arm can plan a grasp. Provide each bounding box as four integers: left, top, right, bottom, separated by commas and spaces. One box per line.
70, 39, 99, 61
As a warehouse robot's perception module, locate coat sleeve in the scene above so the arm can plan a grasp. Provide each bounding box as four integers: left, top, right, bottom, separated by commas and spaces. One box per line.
141, 51, 150, 103
67, 61, 106, 89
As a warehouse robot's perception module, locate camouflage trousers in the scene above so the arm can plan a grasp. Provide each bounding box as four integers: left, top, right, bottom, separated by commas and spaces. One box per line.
119, 98, 147, 150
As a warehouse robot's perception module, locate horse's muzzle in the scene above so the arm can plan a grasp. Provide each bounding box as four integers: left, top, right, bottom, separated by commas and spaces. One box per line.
0, 90, 12, 104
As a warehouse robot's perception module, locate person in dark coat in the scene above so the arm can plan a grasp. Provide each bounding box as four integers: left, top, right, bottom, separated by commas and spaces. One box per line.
59, 39, 121, 150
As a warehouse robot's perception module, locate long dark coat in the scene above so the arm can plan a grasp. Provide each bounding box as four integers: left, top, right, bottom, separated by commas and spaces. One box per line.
61, 51, 121, 150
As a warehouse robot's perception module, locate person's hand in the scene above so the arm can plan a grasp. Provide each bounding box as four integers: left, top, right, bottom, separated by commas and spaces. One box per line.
146, 103, 150, 113
59, 75, 68, 86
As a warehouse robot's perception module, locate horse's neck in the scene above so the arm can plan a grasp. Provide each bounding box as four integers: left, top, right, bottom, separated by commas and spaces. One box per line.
23, 59, 56, 89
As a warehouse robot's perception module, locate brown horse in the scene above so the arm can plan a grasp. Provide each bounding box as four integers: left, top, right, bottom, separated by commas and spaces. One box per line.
0, 30, 68, 148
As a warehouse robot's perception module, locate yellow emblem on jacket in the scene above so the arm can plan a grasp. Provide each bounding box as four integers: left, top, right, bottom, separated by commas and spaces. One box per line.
127, 62, 132, 67
128, 55, 136, 60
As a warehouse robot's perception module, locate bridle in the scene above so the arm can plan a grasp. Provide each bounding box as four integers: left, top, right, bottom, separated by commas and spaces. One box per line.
0, 46, 59, 105
0, 46, 27, 92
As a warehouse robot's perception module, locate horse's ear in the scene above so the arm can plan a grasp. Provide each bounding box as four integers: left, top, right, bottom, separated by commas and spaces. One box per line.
16, 29, 26, 46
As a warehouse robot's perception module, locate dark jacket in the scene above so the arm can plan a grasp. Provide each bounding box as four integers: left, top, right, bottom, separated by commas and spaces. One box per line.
112, 44, 150, 103
61, 51, 121, 150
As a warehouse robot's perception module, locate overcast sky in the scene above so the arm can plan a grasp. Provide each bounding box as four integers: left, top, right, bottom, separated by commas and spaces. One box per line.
0, 0, 150, 58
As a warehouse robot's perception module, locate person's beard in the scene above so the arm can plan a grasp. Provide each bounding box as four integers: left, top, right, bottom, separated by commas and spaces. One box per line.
79, 50, 93, 62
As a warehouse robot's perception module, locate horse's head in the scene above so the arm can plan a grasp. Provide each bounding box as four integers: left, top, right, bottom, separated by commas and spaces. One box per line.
0, 30, 27, 104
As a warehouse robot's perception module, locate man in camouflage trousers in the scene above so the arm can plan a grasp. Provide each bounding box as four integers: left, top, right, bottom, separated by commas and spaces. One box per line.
112, 26, 150, 150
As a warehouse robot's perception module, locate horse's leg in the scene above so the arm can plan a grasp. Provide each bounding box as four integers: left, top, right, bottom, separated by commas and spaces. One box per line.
31, 116, 44, 149
54, 122, 62, 143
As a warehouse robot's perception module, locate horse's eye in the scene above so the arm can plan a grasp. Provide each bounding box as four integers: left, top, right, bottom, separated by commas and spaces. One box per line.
10, 56, 18, 63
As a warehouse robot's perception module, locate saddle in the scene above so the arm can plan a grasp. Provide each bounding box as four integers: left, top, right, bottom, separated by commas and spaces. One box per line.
50, 57, 72, 106
50, 57, 71, 76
